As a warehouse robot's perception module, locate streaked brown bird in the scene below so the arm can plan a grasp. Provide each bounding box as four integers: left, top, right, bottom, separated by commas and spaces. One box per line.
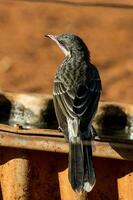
46, 33, 102, 192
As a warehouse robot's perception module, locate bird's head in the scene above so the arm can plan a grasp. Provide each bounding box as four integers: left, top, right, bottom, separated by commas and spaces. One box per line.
45, 33, 90, 58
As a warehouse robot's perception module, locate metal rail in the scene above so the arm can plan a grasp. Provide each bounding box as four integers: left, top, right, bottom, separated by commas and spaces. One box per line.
0, 126, 133, 161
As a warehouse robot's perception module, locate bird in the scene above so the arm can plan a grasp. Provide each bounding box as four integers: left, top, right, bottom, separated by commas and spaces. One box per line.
45, 33, 102, 192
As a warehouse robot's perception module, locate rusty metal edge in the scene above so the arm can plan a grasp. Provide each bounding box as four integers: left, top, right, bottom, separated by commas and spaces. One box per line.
0, 130, 133, 161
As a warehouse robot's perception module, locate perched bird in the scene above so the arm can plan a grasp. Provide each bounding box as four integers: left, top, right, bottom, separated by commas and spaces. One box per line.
46, 33, 102, 192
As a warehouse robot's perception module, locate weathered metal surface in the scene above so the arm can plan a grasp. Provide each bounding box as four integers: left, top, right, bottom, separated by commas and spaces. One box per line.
1, 129, 133, 161
0, 148, 133, 200
0, 149, 30, 200
0, 148, 88, 200
94, 101, 133, 140
117, 161, 133, 200
0, 92, 132, 199
1, 92, 133, 137
0, 91, 132, 161
0, 92, 57, 129
0, 92, 133, 140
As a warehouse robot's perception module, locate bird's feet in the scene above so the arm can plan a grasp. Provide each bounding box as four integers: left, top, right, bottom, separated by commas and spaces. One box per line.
91, 126, 97, 138
58, 126, 63, 132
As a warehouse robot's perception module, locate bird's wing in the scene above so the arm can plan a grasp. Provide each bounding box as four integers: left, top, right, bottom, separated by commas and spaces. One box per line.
54, 64, 101, 124
73, 64, 102, 123
53, 81, 76, 120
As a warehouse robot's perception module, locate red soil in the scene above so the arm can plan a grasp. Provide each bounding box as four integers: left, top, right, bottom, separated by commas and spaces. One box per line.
0, 1, 132, 104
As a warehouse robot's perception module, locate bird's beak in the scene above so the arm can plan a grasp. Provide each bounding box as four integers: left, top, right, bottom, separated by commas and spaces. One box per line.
45, 34, 58, 42
45, 34, 70, 57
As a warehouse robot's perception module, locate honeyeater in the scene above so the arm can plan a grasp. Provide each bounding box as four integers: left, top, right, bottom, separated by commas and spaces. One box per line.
46, 33, 102, 192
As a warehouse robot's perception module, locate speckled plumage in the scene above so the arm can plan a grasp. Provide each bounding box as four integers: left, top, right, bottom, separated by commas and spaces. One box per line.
46, 33, 102, 192
54, 34, 90, 89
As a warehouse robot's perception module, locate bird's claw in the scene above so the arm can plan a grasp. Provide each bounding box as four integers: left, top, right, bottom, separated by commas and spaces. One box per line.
58, 126, 63, 132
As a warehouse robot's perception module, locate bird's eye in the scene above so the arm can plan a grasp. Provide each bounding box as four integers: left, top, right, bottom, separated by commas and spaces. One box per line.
59, 41, 65, 46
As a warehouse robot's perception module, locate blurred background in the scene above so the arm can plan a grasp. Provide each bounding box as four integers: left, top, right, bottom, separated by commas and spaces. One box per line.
0, 0, 132, 104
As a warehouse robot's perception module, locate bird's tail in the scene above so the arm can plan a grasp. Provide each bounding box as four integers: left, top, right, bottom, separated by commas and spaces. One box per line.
68, 135, 96, 192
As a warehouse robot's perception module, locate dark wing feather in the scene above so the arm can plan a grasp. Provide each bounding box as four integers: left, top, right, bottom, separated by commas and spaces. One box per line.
53, 81, 76, 139
54, 81, 76, 119
73, 64, 102, 132
73, 81, 101, 117
53, 64, 101, 133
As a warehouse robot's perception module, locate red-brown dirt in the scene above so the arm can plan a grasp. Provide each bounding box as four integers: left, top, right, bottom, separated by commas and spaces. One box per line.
0, 1, 132, 104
